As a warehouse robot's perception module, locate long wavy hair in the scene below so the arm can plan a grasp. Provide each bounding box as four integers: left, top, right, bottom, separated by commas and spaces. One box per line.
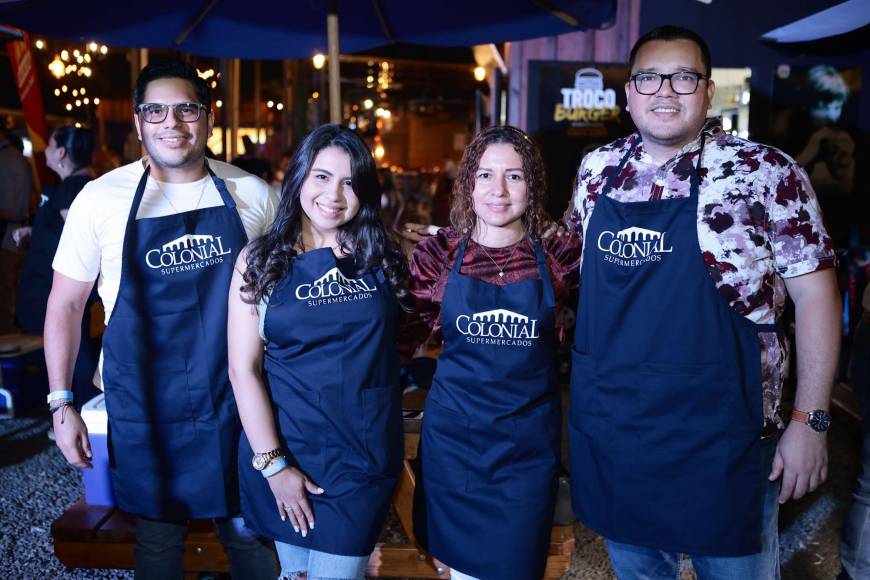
242, 124, 410, 309
449, 125, 549, 239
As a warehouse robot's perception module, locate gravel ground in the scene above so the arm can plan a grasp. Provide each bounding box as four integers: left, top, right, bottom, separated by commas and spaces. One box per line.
0, 406, 859, 579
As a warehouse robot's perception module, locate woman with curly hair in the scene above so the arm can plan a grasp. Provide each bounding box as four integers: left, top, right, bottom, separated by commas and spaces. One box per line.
409, 125, 580, 580
227, 124, 409, 580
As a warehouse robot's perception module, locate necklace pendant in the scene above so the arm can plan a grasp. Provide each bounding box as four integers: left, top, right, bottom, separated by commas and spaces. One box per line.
498, 271, 504, 278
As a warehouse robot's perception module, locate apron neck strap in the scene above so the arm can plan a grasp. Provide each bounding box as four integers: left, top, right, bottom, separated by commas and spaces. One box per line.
602, 132, 707, 199
452, 236, 470, 274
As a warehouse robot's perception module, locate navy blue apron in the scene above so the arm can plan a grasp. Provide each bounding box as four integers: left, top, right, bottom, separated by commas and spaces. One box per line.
102, 164, 247, 520
414, 237, 560, 579
238, 247, 403, 556
569, 135, 775, 556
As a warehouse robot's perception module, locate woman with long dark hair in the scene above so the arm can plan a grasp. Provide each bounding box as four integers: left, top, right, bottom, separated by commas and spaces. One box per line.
14, 125, 99, 408
409, 126, 580, 580
228, 124, 409, 580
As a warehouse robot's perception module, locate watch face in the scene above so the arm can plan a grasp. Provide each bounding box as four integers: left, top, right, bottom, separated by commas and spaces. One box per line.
252, 455, 268, 470
808, 411, 832, 432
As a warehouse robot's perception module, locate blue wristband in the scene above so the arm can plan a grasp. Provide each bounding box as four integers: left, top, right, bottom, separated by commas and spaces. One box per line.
261, 456, 288, 478
47, 390, 74, 404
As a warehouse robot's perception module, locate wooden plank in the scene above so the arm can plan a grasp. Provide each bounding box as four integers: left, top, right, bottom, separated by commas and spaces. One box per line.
549, 524, 574, 555
50, 501, 115, 541
392, 460, 417, 542
404, 431, 420, 460
53, 540, 134, 569
92, 509, 136, 542
366, 543, 450, 578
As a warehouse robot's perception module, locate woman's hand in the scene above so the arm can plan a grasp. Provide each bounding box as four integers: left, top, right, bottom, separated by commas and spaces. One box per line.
267, 466, 325, 536
53, 407, 93, 469
12, 226, 32, 246
400, 222, 441, 243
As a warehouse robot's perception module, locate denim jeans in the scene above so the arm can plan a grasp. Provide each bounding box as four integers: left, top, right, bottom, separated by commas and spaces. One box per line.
841, 318, 870, 580
274, 540, 369, 580
605, 437, 781, 580
134, 516, 277, 579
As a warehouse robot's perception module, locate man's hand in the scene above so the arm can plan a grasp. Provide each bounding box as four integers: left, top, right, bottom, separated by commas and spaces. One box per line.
769, 421, 828, 503
53, 407, 93, 469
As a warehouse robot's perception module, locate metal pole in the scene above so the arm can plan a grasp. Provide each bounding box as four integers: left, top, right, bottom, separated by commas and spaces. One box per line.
327, 0, 341, 124
254, 60, 261, 146
230, 58, 240, 160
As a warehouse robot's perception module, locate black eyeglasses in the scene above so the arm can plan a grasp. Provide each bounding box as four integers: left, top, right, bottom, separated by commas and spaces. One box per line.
135, 102, 208, 124
629, 72, 709, 95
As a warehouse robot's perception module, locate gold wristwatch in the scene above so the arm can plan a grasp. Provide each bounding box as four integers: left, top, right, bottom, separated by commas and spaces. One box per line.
252, 448, 283, 471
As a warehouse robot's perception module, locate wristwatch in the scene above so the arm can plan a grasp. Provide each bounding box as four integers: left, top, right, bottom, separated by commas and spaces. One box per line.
252, 448, 283, 471
791, 409, 832, 433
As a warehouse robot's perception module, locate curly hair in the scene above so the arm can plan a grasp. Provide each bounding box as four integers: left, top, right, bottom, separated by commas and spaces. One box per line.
449, 125, 550, 240
241, 124, 410, 310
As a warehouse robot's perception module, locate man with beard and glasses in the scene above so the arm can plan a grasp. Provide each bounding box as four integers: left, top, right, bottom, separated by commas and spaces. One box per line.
44, 58, 278, 578
565, 26, 840, 579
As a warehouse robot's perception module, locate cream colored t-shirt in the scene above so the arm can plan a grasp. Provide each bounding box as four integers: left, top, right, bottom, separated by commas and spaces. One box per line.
53, 158, 278, 387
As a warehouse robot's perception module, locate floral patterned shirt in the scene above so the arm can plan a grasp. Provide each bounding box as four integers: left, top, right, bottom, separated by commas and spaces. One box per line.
568, 117, 836, 427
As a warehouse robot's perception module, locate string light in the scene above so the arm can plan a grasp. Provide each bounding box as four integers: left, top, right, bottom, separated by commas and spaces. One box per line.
61, 85, 68, 93
99, 45, 107, 55
363, 99, 373, 109
312, 91, 319, 100
54, 89, 60, 96
88, 42, 98, 52
34, 39, 45, 50
83, 97, 89, 104
60, 50, 69, 61
215, 99, 223, 108
276, 103, 284, 111
267, 100, 274, 108
474, 66, 486, 82
312, 53, 326, 69
49, 56, 65, 79
65, 103, 72, 111
72, 89, 78, 97
93, 97, 100, 105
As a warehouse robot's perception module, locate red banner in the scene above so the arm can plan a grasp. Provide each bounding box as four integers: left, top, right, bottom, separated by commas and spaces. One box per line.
5, 25, 51, 192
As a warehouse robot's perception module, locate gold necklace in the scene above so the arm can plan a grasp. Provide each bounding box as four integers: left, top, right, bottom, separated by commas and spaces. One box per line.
155, 177, 208, 214
479, 239, 523, 278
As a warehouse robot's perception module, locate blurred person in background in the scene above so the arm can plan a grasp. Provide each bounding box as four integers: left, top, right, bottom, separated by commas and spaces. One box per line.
14, 125, 99, 409
0, 125, 34, 334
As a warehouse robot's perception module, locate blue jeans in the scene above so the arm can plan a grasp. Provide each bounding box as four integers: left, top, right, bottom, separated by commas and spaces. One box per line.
275, 541, 369, 580
606, 438, 781, 580
841, 318, 870, 580
134, 516, 277, 579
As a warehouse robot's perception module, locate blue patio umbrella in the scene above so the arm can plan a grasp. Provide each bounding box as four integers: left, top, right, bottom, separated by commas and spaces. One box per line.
1, 0, 616, 120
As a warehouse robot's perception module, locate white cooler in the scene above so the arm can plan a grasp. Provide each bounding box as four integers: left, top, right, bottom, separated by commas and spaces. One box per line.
80, 394, 115, 506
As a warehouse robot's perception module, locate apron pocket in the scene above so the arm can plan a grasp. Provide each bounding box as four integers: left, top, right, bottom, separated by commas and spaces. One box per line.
278, 389, 327, 468
103, 358, 193, 423
627, 361, 733, 455
363, 386, 403, 475
508, 400, 560, 500
421, 398, 469, 491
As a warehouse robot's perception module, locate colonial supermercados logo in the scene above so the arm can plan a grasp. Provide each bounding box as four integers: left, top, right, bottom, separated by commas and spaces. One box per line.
554, 67, 621, 123
597, 227, 673, 267
456, 308, 540, 347
145, 234, 231, 275
295, 266, 376, 307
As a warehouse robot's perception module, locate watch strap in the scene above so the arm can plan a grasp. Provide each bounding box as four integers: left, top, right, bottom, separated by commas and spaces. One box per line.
790, 410, 809, 424
262, 456, 288, 478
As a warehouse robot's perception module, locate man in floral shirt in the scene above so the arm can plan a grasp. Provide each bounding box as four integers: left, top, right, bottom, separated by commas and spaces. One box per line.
567, 25, 841, 579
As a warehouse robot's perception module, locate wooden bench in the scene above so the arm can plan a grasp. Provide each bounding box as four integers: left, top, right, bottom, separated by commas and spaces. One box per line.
53, 409, 575, 577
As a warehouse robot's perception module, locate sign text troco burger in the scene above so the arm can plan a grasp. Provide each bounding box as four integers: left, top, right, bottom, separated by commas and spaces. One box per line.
554, 67, 621, 123
456, 308, 540, 347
